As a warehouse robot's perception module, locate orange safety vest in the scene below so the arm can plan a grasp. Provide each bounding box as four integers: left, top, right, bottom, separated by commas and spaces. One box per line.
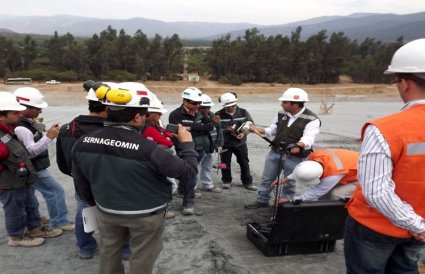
308, 149, 359, 184
347, 104, 425, 238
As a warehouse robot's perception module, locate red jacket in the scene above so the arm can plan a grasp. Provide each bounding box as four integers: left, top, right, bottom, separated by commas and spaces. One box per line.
0, 123, 12, 171
142, 125, 174, 148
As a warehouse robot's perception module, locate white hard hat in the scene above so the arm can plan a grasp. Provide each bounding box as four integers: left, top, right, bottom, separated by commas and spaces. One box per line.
278, 88, 309, 102
292, 161, 323, 184
219, 92, 238, 107
95, 82, 157, 108
13, 87, 48, 108
118, 82, 152, 95
385, 39, 425, 75
182, 87, 203, 102
200, 94, 214, 107
0, 92, 27, 111
147, 96, 168, 114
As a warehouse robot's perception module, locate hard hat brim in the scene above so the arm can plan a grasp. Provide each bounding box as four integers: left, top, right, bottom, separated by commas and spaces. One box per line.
22, 101, 48, 109
221, 101, 237, 107
147, 108, 168, 114
0, 105, 27, 111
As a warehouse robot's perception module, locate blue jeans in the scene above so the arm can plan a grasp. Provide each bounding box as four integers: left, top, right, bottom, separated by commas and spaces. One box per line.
256, 150, 304, 204
198, 152, 214, 189
0, 187, 41, 236
344, 216, 425, 274
75, 194, 97, 253
221, 144, 252, 185
32, 169, 70, 227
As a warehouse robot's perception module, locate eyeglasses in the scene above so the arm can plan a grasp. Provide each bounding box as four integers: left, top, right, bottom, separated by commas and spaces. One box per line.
391, 78, 402, 85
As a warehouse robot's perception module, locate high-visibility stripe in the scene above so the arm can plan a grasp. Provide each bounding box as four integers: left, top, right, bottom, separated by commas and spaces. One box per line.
324, 149, 343, 170
0, 133, 12, 144
407, 142, 425, 155
97, 203, 166, 215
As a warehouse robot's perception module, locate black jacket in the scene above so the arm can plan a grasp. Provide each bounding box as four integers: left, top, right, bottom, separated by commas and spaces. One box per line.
72, 124, 198, 215
216, 106, 254, 147
168, 105, 213, 151
56, 115, 105, 176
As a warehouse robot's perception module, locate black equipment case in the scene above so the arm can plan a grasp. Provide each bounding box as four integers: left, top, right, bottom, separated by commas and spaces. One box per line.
247, 200, 348, 256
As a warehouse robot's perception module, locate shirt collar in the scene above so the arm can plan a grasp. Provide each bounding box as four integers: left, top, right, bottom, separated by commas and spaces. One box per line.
401, 99, 425, 111
285, 106, 305, 118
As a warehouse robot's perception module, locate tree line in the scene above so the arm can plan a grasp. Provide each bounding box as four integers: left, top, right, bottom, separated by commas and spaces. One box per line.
0, 25, 404, 84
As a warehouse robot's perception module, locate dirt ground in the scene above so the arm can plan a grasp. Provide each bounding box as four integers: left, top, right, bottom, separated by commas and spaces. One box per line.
1, 81, 423, 274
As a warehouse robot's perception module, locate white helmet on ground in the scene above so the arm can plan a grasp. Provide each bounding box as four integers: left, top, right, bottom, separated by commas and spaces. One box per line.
200, 94, 214, 107
278, 88, 309, 102
182, 87, 203, 102
0, 92, 27, 111
147, 97, 168, 114
385, 38, 425, 78
292, 161, 323, 184
219, 92, 238, 107
13, 87, 48, 108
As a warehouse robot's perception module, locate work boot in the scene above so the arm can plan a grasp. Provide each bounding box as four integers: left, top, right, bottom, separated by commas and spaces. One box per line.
165, 210, 176, 220
182, 205, 194, 216
59, 222, 75, 231
79, 249, 95, 260
244, 184, 257, 191
8, 234, 45, 247
244, 201, 269, 209
29, 226, 63, 238
222, 182, 232, 189
201, 186, 223, 193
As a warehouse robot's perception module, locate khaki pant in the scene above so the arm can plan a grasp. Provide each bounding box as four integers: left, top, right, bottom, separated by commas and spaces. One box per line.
96, 209, 165, 274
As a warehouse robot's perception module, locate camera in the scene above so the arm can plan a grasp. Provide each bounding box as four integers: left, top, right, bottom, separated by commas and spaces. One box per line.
165, 123, 179, 134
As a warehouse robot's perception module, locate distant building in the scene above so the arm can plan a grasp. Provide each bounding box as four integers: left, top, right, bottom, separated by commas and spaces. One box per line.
188, 74, 200, 82
5, 78, 32, 85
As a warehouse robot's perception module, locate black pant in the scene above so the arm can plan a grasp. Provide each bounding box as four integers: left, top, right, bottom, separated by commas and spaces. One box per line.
178, 150, 204, 206
221, 143, 252, 185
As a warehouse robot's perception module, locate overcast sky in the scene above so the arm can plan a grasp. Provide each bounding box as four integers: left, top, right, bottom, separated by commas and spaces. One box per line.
2, 0, 424, 25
